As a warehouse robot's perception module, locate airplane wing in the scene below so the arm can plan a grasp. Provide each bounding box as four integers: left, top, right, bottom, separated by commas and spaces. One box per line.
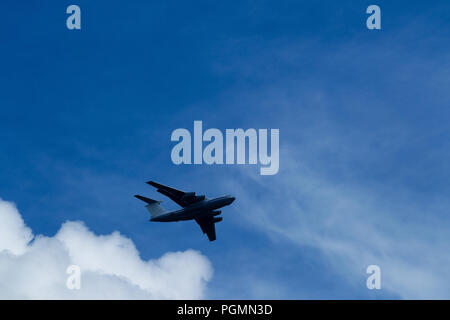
195, 217, 216, 242
147, 181, 205, 207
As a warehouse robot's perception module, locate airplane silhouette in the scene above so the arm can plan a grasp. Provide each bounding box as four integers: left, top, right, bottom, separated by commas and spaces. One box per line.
135, 181, 235, 241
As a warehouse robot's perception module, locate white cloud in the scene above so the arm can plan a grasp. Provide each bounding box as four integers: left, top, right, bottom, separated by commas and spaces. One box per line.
0, 200, 33, 255
0, 198, 213, 299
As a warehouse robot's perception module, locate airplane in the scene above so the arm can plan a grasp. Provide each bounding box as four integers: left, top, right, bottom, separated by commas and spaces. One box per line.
135, 181, 235, 241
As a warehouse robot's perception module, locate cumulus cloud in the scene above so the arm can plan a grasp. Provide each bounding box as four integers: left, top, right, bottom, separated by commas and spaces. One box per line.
0, 200, 33, 255
0, 198, 213, 299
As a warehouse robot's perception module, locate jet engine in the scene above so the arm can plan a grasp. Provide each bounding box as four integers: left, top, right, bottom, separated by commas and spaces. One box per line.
212, 217, 223, 223
180, 193, 206, 204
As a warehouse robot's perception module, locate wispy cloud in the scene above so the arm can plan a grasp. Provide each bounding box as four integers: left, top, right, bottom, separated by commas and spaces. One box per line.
227, 148, 450, 299
212, 16, 450, 298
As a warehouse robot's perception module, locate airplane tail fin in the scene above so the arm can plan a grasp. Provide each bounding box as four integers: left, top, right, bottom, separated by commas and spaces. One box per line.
134, 195, 167, 219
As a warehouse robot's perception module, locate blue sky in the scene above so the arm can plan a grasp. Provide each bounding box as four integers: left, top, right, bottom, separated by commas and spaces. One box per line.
1, 1, 450, 299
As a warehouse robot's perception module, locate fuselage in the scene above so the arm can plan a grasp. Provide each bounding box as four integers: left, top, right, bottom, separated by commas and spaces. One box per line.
151, 195, 235, 222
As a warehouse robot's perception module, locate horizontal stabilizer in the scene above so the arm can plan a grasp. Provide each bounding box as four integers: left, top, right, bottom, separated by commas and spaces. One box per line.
134, 195, 159, 204
135, 195, 167, 219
